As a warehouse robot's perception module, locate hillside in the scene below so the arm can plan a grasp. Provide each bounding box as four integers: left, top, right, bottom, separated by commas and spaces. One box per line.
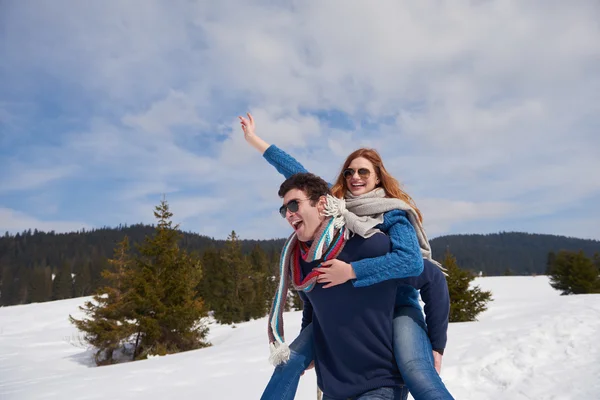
1, 226, 599, 306
430, 232, 600, 276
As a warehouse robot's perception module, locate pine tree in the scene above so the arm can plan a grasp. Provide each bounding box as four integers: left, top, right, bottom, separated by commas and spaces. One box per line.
73, 262, 93, 298
197, 246, 223, 312
70, 199, 210, 365
443, 249, 493, 322
212, 231, 254, 324
69, 236, 138, 365
247, 245, 272, 319
52, 261, 73, 300
0, 266, 16, 306
547, 250, 600, 295
545, 251, 556, 275
126, 199, 209, 359
28, 267, 52, 303
15, 267, 31, 304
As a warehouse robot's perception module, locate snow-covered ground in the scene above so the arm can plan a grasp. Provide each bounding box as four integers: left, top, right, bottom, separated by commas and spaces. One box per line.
1, 276, 599, 399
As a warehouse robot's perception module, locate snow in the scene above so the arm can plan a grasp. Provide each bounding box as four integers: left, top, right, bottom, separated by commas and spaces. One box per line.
1, 276, 599, 399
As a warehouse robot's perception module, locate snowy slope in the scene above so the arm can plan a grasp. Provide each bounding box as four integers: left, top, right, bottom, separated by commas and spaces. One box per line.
1, 276, 599, 400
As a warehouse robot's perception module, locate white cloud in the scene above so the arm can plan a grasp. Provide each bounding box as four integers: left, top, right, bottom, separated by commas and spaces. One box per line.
121, 90, 206, 136
1, 164, 79, 192
1, 0, 599, 239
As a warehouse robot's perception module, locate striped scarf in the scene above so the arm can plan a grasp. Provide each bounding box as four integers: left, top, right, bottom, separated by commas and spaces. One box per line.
267, 216, 347, 366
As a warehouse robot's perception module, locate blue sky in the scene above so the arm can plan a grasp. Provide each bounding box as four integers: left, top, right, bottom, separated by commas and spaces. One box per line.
1, 0, 599, 241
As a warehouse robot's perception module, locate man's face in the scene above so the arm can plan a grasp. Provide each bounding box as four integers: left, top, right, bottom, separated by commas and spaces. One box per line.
281, 188, 325, 242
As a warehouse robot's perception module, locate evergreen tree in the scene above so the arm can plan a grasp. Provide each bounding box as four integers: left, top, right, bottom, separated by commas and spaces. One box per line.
70, 236, 138, 365
52, 261, 73, 300
28, 267, 52, 303
73, 262, 93, 298
545, 251, 556, 275
0, 266, 16, 306
247, 245, 272, 319
127, 199, 209, 359
70, 200, 210, 365
547, 250, 600, 295
212, 231, 254, 324
443, 249, 493, 322
15, 267, 31, 304
197, 246, 223, 312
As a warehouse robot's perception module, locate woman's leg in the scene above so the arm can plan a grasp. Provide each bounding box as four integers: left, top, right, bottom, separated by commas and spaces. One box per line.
260, 323, 315, 400
392, 307, 454, 400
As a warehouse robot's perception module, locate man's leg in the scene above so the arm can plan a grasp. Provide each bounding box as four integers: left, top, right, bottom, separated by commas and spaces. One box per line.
260, 323, 315, 400
392, 306, 454, 400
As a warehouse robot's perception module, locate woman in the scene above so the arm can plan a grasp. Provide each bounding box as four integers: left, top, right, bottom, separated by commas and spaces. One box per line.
240, 113, 454, 400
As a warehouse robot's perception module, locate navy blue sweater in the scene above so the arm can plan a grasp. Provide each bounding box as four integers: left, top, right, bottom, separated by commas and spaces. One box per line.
299, 232, 402, 399
301, 258, 450, 355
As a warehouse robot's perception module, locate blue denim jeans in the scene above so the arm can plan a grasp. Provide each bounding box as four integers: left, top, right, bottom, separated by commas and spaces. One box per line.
322, 386, 408, 400
392, 307, 454, 400
260, 324, 315, 400
260, 307, 453, 400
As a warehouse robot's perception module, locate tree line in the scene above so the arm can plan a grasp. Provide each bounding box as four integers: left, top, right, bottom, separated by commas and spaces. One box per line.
0, 222, 283, 307
3, 225, 599, 308
429, 232, 600, 276
1, 200, 598, 366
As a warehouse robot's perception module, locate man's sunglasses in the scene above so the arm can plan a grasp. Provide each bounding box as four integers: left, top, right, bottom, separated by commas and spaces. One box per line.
279, 199, 307, 218
343, 168, 371, 180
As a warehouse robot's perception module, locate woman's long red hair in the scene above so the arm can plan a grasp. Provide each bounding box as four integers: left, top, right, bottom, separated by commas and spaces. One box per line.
331, 148, 423, 223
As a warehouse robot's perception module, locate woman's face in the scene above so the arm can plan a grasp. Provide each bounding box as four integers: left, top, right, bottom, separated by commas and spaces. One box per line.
343, 157, 379, 196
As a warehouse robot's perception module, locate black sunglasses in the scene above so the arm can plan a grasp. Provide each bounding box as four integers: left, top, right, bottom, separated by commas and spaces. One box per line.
343, 168, 371, 180
279, 199, 307, 218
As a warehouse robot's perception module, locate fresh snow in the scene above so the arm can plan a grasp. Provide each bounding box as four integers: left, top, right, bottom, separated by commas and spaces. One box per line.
1, 276, 599, 399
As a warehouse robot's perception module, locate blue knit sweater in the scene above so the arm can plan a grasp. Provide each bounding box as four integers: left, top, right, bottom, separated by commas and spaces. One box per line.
264, 144, 449, 351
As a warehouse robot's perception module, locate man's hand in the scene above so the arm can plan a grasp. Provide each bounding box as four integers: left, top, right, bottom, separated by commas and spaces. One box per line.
433, 351, 443, 374
315, 259, 356, 288
301, 361, 315, 376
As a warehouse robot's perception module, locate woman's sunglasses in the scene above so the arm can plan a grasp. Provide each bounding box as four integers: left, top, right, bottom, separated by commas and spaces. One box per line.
279, 199, 307, 218
343, 168, 371, 180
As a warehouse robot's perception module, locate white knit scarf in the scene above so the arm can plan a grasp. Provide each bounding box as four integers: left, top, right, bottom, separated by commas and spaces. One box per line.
322, 188, 444, 271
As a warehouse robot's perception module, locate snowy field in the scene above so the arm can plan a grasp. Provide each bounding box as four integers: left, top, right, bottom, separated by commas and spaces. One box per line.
1, 276, 599, 400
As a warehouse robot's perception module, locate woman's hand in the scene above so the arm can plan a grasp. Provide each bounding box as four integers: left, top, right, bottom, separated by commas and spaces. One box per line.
315, 259, 357, 288
238, 112, 270, 154
239, 112, 256, 138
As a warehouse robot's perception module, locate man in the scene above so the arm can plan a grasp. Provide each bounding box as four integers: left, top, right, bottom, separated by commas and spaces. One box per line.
266, 172, 409, 399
